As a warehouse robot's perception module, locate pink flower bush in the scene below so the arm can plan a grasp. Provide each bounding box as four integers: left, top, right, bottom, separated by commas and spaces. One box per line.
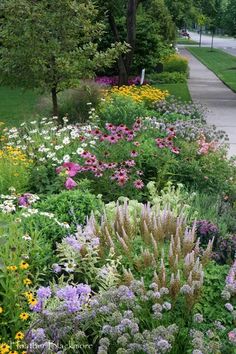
155, 127, 180, 154
95, 76, 148, 86
197, 134, 218, 155
56, 119, 180, 191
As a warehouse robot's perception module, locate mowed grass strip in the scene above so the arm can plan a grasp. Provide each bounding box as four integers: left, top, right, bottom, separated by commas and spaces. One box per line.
177, 38, 199, 45
0, 87, 39, 126
188, 47, 236, 92
154, 83, 192, 102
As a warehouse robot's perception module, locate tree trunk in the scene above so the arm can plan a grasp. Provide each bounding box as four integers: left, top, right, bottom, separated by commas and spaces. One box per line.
51, 86, 58, 118
210, 29, 215, 51
108, 11, 128, 86
125, 0, 138, 79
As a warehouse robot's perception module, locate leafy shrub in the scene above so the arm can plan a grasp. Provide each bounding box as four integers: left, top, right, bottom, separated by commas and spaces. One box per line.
163, 53, 189, 74
196, 220, 219, 246
37, 81, 102, 123
35, 188, 102, 226
213, 235, 236, 264
0, 146, 31, 194
148, 71, 187, 84
21, 188, 103, 245
98, 95, 157, 126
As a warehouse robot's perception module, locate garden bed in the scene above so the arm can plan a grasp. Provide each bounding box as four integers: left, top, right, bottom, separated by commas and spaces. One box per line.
0, 75, 236, 354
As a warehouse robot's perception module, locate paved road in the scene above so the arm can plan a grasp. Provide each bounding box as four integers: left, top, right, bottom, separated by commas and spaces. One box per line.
185, 31, 236, 56
180, 48, 236, 157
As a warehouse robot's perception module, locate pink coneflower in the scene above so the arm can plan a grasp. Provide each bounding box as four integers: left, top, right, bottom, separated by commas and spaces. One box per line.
125, 159, 136, 167
106, 123, 115, 131
95, 171, 103, 177
130, 150, 138, 157
91, 129, 102, 136
228, 330, 236, 344
133, 141, 140, 147
117, 175, 128, 186
65, 177, 77, 190
106, 135, 118, 144
171, 147, 180, 154
81, 151, 91, 159
133, 179, 144, 189
127, 133, 134, 141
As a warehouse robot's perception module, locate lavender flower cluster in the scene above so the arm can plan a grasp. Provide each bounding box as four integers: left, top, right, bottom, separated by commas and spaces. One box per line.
154, 97, 206, 121
26, 280, 178, 354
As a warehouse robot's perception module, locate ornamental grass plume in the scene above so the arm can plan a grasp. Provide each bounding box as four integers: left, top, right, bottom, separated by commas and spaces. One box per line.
55, 200, 213, 310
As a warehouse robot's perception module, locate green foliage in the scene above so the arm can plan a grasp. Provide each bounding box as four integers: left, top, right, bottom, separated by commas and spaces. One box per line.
27, 164, 64, 195
163, 54, 189, 74
98, 95, 157, 127
37, 81, 103, 124
168, 140, 236, 195
0, 149, 30, 194
22, 188, 103, 245
222, 0, 236, 37
0, 215, 53, 340
132, 0, 175, 72
0, 0, 126, 114
35, 188, 103, 226
194, 262, 231, 325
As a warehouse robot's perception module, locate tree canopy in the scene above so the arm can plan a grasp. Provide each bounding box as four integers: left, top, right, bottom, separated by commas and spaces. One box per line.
0, 0, 126, 117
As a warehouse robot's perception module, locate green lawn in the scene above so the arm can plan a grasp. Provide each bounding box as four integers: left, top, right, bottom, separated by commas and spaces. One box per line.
155, 83, 192, 102
0, 87, 39, 127
188, 47, 236, 92
0, 82, 191, 128
177, 38, 199, 45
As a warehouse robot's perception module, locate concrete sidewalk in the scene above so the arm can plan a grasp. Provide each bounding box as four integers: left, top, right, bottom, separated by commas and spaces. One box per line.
180, 48, 236, 157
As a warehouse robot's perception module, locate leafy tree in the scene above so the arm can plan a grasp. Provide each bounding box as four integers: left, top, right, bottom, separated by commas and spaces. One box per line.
222, 0, 236, 37
0, 0, 126, 118
97, 0, 175, 83
96, 0, 140, 85
165, 0, 195, 29
133, 0, 175, 72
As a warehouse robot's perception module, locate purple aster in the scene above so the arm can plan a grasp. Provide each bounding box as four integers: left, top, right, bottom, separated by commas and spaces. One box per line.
37, 286, 52, 300
65, 236, 82, 251
52, 263, 62, 273
56, 285, 78, 301
31, 328, 46, 343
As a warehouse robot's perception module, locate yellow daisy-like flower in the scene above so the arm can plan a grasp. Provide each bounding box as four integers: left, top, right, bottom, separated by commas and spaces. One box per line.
9, 351, 18, 354
0, 307, 3, 314
21, 352, 27, 354
19, 312, 29, 321
23, 278, 32, 286
15, 332, 24, 341
28, 298, 38, 306
0, 343, 10, 353
7, 265, 17, 271
19, 262, 29, 270
23, 291, 33, 299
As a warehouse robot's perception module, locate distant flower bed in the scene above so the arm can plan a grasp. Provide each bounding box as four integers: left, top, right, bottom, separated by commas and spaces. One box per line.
95, 76, 148, 86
